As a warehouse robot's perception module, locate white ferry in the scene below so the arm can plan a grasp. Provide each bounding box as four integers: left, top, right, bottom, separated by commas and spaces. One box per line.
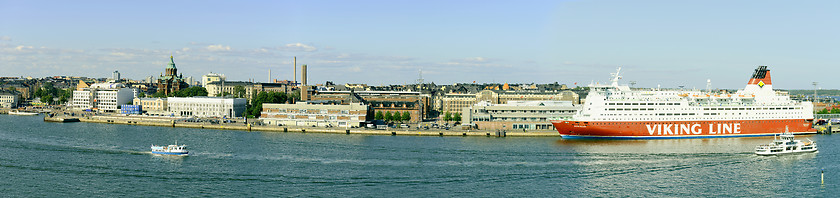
755, 131, 817, 155
551, 66, 816, 139
151, 142, 189, 156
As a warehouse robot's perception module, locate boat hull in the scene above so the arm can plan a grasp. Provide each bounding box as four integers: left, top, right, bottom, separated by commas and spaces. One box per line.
551, 119, 816, 139
151, 151, 189, 156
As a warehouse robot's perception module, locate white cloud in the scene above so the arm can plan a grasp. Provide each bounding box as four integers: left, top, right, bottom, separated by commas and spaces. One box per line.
279, 43, 317, 52
0, 36, 10, 41
205, 44, 232, 52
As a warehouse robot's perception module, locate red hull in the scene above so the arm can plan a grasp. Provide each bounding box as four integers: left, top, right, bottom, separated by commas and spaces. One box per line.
551, 119, 816, 139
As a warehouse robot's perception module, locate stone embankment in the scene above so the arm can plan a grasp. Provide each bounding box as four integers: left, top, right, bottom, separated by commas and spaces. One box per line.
43, 114, 560, 137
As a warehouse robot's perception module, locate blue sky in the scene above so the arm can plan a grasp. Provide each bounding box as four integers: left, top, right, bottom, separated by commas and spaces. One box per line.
1, 0, 837, 89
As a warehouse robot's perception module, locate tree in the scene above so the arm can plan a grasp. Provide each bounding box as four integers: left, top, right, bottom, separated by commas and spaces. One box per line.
173, 86, 208, 97
444, 112, 452, 122
233, 85, 246, 98
246, 91, 288, 118
138, 92, 146, 98
818, 109, 830, 114
375, 111, 384, 120
40, 95, 53, 105
402, 111, 411, 123
152, 91, 167, 98
385, 111, 393, 122
831, 108, 840, 114
6, 86, 15, 92
453, 113, 461, 122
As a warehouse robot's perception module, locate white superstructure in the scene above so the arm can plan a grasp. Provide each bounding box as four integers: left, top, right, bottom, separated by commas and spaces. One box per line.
571, 67, 813, 122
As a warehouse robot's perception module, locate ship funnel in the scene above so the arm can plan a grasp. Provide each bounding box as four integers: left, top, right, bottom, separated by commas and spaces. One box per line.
747, 66, 771, 87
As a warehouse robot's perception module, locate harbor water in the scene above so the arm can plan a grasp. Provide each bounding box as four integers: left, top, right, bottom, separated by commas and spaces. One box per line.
0, 114, 837, 197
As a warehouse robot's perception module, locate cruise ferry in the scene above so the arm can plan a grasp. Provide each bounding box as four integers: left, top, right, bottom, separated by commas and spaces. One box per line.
550, 66, 816, 139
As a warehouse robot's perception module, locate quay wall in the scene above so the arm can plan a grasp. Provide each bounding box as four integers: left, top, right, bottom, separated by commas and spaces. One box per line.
53, 115, 559, 137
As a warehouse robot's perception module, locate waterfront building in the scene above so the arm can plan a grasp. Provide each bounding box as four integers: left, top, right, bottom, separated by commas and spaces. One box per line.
259, 102, 371, 127
167, 97, 247, 117
0, 90, 19, 108
461, 101, 579, 131
70, 83, 136, 112
440, 90, 579, 114
132, 97, 168, 115
310, 91, 430, 122
156, 56, 189, 96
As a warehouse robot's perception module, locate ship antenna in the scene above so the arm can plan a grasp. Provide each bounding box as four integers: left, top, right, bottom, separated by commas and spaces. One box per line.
610, 67, 622, 87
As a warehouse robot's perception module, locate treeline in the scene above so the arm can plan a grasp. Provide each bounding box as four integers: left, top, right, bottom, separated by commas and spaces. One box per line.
375, 111, 411, 123
149, 87, 208, 98
246, 90, 299, 118
33, 82, 73, 105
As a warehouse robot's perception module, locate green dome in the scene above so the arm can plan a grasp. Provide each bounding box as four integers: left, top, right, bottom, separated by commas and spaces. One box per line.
166, 56, 177, 69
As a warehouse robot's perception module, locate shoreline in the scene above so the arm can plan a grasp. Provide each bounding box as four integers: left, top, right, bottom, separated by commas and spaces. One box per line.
40, 113, 560, 137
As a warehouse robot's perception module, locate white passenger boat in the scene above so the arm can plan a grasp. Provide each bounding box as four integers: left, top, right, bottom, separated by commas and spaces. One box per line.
755, 132, 817, 156
8, 110, 39, 116
151, 141, 189, 156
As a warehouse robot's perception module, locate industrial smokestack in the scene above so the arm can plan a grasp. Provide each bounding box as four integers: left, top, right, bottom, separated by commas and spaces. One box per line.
302, 64, 307, 86
268, 69, 271, 83
293, 57, 297, 85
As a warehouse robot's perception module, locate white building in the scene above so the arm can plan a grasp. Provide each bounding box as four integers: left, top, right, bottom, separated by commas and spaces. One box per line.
0, 91, 19, 108
167, 97, 247, 117
201, 73, 225, 88
461, 100, 579, 130
70, 83, 136, 112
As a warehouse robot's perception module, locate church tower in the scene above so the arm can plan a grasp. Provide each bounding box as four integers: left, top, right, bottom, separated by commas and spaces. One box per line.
166, 56, 177, 76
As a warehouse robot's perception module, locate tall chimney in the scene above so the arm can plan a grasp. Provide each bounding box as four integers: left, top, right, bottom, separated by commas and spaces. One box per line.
293, 56, 297, 85
268, 69, 271, 83
302, 64, 307, 86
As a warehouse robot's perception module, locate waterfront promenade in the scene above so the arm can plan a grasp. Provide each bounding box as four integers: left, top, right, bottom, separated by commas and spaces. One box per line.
28, 108, 559, 137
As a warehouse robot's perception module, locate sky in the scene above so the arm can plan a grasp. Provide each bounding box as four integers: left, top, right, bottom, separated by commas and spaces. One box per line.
1, 0, 838, 89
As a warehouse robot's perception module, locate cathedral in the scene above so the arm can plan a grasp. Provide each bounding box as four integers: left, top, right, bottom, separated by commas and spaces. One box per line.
156, 56, 189, 96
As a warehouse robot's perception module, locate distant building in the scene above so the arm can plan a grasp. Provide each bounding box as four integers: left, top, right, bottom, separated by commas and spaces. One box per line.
133, 97, 168, 115
259, 102, 371, 127
0, 90, 19, 108
441, 90, 579, 114
70, 83, 136, 112
205, 81, 293, 103
201, 73, 225, 88
156, 56, 189, 96
310, 91, 431, 122
112, 71, 120, 82
167, 97, 247, 117
461, 100, 580, 131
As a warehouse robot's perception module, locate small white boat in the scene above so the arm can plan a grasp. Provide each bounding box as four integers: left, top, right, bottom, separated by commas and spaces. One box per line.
151, 141, 189, 156
755, 132, 817, 156
8, 110, 39, 116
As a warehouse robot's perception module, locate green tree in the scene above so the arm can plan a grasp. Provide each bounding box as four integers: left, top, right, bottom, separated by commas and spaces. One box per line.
152, 91, 167, 98
385, 111, 393, 122
246, 91, 288, 118
818, 109, 829, 114
444, 112, 452, 122
233, 85, 246, 98
6, 86, 15, 92
138, 92, 146, 98
173, 86, 208, 97
453, 113, 461, 122
40, 95, 53, 104
402, 111, 411, 123
375, 111, 384, 120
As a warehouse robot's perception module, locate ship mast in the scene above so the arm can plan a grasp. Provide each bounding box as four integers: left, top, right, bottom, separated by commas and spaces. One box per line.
610, 67, 622, 87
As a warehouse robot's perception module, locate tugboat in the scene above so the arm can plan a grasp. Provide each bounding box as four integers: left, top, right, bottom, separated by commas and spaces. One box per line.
151, 141, 189, 156
755, 130, 817, 156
